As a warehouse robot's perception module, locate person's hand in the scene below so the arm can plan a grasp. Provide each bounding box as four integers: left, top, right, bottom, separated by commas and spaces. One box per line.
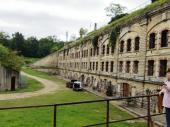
162, 85, 167, 89
159, 91, 164, 96
159, 91, 163, 95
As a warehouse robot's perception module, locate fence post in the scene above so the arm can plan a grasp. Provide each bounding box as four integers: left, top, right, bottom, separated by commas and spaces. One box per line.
106, 100, 110, 127
147, 95, 153, 127
54, 105, 57, 127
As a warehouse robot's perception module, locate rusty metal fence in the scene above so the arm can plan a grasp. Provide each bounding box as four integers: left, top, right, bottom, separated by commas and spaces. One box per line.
0, 94, 165, 127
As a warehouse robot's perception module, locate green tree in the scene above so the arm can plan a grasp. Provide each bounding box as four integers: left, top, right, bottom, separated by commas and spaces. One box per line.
0, 32, 64, 58
0, 44, 9, 58
11, 32, 25, 55
0, 44, 23, 71
38, 36, 56, 57
0, 32, 10, 47
151, 0, 158, 3
79, 28, 88, 38
24, 37, 39, 57
50, 41, 64, 53
105, 3, 126, 17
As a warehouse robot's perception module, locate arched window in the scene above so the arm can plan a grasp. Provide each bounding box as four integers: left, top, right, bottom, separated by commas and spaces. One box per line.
161, 30, 169, 47
134, 37, 140, 51
119, 61, 123, 72
149, 33, 155, 49
126, 61, 130, 73
107, 44, 110, 55
120, 40, 124, 53
110, 61, 114, 72
102, 45, 105, 55
90, 62, 92, 70
101, 62, 104, 71
86, 50, 88, 57
106, 61, 109, 72
90, 48, 93, 56
148, 60, 154, 76
96, 47, 99, 55
93, 48, 95, 56
133, 61, 139, 74
96, 62, 98, 70
159, 60, 167, 77
127, 39, 131, 52
93, 62, 95, 70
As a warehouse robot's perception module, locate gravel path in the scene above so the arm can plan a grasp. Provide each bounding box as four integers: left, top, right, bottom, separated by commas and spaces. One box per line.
0, 72, 61, 100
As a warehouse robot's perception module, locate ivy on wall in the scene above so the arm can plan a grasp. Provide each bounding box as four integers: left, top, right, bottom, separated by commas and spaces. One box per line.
109, 26, 120, 49
108, 13, 128, 24
58, 0, 168, 52
92, 35, 99, 49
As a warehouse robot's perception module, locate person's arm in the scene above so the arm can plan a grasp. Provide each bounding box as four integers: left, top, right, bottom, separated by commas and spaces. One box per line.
159, 82, 166, 95
162, 85, 170, 92
159, 88, 165, 95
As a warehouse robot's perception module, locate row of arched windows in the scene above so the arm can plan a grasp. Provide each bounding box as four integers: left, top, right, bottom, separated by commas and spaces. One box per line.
149, 29, 169, 49
119, 61, 139, 74
120, 37, 140, 53
119, 29, 169, 53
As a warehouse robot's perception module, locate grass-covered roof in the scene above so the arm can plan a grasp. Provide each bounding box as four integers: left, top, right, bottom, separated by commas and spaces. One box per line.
59, 0, 169, 51
0, 44, 23, 71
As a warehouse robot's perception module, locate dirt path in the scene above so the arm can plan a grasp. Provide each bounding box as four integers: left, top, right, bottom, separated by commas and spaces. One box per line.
0, 72, 63, 100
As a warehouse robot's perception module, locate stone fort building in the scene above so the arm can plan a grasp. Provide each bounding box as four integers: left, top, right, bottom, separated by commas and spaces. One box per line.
32, 1, 170, 97
0, 65, 20, 91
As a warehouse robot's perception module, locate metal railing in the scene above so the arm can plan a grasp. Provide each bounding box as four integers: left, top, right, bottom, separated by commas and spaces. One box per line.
0, 94, 165, 127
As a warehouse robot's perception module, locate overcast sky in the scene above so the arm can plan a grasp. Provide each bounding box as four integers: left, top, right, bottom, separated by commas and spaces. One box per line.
0, 0, 151, 41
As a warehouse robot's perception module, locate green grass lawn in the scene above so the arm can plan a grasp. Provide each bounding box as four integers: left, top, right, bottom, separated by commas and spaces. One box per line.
0, 75, 44, 94
0, 68, 147, 127
24, 57, 40, 66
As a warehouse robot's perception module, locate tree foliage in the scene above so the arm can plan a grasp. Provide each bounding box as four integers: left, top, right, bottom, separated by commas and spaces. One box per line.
0, 44, 23, 71
108, 13, 128, 24
24, 37, 39, 57
109, 26, 120, 49
105, 3, 126, 17
0, 32, 10, 47
0, 32, 64, 58
11, 32, 25, 55
92, 35, 99, 49
0, 44, 9, 58
151, 0, 159, 3
79, 28, 88, 38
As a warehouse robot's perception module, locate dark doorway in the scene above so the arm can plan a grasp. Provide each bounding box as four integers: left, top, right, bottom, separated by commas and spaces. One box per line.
81, 75, 85, 83
11, 76, 16, 91
122, 83, 130, 97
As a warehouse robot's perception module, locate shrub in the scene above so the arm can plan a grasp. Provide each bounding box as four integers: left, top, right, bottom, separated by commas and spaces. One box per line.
106, 84, 113, 96
0, 44, 23, 71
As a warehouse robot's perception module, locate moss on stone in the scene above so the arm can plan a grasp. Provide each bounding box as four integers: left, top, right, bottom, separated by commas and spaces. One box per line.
59, 0, 169, 51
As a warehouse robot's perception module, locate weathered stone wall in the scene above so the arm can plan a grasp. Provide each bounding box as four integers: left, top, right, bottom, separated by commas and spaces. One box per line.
31, 52, 58, 69
32, 3, 170, 97
0, 65, 20, 91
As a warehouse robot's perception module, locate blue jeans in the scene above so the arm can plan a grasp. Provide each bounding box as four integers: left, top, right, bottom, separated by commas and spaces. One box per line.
166, 108, 170, 127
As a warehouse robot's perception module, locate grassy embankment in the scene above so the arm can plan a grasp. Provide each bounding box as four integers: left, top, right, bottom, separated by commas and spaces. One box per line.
0, 68, 147, 127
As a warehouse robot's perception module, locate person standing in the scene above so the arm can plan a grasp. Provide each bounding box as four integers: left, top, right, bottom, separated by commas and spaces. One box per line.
159, 68, 170, 127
